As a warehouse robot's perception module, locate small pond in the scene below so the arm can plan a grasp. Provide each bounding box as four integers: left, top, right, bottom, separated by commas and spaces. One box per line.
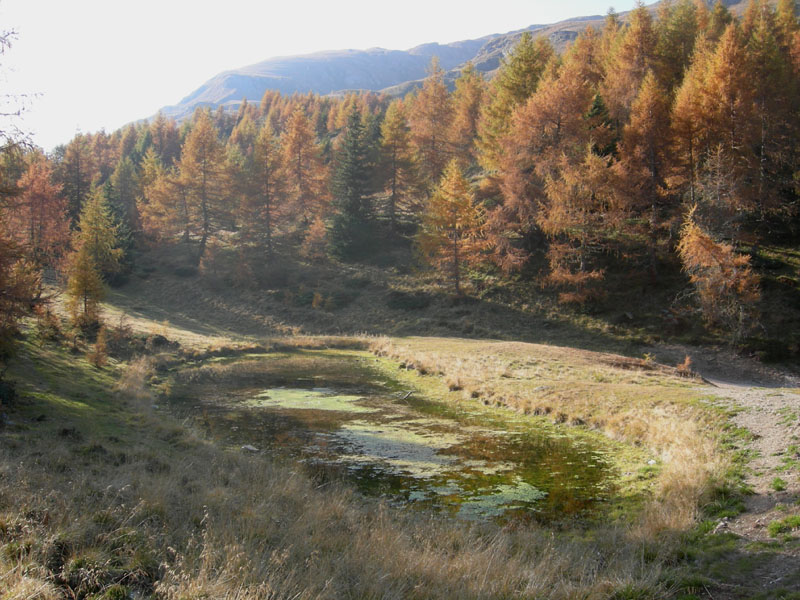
169, 350, 616, 521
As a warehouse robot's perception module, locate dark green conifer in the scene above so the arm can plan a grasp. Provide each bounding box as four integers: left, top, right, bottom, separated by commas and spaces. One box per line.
329, 108, 374, 259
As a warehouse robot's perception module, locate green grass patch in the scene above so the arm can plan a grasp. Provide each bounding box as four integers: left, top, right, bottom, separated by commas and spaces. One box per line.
767, 515, 800, 537
771, 477, 788, 492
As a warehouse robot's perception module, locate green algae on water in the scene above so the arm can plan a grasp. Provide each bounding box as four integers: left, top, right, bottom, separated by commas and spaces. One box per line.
247, 388, 378, 413
173, 349, 619, 523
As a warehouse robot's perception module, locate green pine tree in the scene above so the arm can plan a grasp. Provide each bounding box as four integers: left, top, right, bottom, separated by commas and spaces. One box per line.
329, 108, 374, 259
75, 186, 124, 280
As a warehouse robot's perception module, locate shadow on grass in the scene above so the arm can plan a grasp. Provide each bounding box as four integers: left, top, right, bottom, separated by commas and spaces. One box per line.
108, 267, 644, 359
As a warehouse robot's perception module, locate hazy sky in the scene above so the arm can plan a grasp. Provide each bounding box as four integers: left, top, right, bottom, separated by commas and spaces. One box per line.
0, 0, 639, 151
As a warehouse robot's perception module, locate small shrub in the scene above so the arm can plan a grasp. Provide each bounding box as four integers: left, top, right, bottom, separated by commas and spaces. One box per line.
0, 379, 17, 406
98, 584, 129, 600
145, 334, 177, 353
105, 319, 146, 359
3, 539, 31, 561
300, 216, 328, 262
294, 287, 315, 307
771, 477, 788, 492
676, 355, 694, 377
258, 265, 291, 289
72, 312, 102, 341
87, 326, 109, 368
767, 515, 800, 537
34, 306, 62, 342
324, 289, 359, 310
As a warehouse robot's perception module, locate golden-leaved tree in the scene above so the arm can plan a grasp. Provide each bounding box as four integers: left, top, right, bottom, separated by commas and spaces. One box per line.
677, 207, 760, 341
137, 149, 190, 241
408, 58, 453, 187
669, 36, 713, 205
72, 186, 124, 279
379, 99, 419, 230
492, 29, 600, 272
418, 159, 485, 295
614, 70, 672, 277
448, 62, 486, 166
601, 0, 657, 125
6, 156, 70, 267
239, 122, 286, 257
66, 187, 123, 327
66, 242, 105, 327
178, 110, 229, 263
477, 32, 554, 173
539, 150, 617, 304
282, 106, 328, 228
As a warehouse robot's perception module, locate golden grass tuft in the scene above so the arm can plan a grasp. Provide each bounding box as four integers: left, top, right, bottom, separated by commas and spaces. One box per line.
1, 569, 62, 600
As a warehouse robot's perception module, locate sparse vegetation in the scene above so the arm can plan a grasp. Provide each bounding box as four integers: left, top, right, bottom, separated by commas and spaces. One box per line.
771, 477, 788, 492
767, 515, 800, 538
0, 324, 702, 599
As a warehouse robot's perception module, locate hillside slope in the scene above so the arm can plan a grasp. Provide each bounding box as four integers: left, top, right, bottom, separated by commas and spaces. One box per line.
159, 40, 489, 119
155, 15, 608, 120
155, 0, 765, 122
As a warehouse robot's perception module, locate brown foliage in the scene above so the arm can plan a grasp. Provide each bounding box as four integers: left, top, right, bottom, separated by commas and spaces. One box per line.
4, 157, 70, 267
677, 208, 760, 340
417, 160, 486, 295
0, 234, 40, 360
282, 107, 329, 227
87, 325, 109, 368
300, 216, 328, 262
408, 58, 453, 187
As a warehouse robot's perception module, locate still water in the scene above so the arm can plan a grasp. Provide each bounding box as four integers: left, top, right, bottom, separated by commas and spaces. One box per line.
170, 351, 614, 521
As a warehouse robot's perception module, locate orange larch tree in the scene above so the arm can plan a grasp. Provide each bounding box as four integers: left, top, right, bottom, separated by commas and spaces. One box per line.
491, 30, 599, 271
448, 62, 486, 166
408, 58, 453, 188
282, 106, 328, 228
178, 110, 229, 262
240, 122, 286, 257
418, 159, 485, 295
539, 149, 617, 304
614, 70, 672, 276
477, 32, 554, 173
379, 99, 420, 231
678, 207, 760, 341
6, 156, 70, 267
601, 0, 657, 126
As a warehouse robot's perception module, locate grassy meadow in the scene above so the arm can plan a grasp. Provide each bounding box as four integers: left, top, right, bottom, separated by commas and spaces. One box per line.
0, 282, 766, 600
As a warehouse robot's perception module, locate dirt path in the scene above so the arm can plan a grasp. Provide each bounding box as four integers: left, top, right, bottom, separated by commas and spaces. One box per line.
691, 359, 800, 596
646, 342, 800, 595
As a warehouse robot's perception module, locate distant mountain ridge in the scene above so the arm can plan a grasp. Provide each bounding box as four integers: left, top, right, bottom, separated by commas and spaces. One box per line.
156, 12, 611, 121
156, 0, 756, 122
164, 41, 488, 114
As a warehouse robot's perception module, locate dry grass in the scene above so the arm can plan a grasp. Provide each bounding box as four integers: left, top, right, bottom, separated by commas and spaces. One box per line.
371, 336, 728, 537
0, 358, 664, 600
0, 329, 708, 599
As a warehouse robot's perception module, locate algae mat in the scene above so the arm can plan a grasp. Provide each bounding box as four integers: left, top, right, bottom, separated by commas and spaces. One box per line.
171, 350, 614, 521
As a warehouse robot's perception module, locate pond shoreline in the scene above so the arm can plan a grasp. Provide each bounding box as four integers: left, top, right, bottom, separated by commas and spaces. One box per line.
167, 348, 655, 524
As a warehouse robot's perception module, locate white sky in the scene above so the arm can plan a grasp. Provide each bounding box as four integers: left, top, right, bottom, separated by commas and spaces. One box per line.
0, 0, 638, 152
